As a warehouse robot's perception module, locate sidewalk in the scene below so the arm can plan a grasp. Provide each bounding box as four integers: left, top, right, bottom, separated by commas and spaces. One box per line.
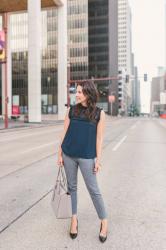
0, 114, 120, 131
0, 115, 64, 131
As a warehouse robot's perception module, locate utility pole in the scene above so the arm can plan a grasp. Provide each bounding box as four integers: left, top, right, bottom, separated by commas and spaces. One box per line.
0, 13, 8, 129
4, 13, 8, 129
109, 91, 116, 116
67, 58, 70, 107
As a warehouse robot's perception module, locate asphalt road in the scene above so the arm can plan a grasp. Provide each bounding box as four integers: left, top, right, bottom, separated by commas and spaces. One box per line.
0, 117, 166, 250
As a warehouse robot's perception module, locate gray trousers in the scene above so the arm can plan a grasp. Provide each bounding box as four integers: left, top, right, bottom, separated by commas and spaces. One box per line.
62, 152, 107, 220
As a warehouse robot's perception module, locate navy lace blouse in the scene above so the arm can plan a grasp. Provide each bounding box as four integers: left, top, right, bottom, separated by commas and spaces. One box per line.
61, 104, 102, 159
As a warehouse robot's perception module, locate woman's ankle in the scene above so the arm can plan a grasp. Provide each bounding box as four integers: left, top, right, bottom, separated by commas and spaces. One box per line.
101, 219, 108, 228
71, 215, 77, 222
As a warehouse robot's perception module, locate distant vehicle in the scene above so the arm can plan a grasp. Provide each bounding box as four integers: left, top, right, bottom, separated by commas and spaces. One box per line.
151, 112, 159, 118
140, 113, 150, 118
11, 105, 20, 120
160, 111, 166, 119
69, 87, 76, 94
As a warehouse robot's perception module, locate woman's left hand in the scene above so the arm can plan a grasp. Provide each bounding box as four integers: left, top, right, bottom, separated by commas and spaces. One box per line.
93, 161, 101, 174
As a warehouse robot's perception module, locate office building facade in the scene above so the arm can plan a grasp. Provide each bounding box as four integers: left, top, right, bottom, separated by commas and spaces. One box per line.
0, 0, 67, 122
0, 0, 119, 117
118, 0, 132, 114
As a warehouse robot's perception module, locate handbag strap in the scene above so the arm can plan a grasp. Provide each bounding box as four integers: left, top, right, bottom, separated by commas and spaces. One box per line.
55, 166, 68, 192
61, 167, 67, 187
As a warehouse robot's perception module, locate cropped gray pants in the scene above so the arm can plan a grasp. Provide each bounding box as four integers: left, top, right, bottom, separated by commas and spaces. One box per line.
62, 152, 107, 220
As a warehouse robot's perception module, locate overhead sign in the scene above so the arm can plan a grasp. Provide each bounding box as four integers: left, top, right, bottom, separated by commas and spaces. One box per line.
0, 30, 5, 60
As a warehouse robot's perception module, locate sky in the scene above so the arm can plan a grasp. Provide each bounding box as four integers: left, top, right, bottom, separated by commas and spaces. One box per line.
129, 0, 165, 113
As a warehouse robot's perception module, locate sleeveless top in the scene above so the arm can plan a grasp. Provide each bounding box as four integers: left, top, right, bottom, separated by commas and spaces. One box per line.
61, 104, 102, 159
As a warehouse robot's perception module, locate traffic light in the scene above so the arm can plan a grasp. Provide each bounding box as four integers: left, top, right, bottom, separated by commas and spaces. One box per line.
125, 74, 129, 83
144, 73, 148, 82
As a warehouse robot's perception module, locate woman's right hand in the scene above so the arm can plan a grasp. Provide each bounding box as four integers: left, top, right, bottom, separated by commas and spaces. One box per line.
57, 154, 64, 167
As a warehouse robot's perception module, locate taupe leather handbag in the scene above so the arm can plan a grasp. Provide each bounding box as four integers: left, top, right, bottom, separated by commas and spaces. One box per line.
51, 166, 72, 219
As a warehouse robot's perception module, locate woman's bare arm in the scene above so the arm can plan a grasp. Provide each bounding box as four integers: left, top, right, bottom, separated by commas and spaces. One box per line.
96, 110, 106, 163
58, 107, 71, 157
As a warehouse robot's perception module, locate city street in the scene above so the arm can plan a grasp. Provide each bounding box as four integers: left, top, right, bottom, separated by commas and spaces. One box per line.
0, 116, 166, 250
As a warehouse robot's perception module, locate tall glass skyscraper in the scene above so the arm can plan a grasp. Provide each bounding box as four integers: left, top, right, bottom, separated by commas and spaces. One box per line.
88, 0, 109, 109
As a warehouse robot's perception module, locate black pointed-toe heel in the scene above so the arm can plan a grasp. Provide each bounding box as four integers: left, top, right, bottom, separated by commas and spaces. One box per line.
99, 222, 107, 243
70, 219, 78, 239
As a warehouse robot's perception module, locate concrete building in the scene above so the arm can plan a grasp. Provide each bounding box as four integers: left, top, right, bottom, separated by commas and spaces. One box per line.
118, 0, 132, 113
62, 0, 118, 112
118, 68, 127, 115
151, 0, 166, 115
69, 0, 119, 115
165, 0, 166, 67
151, 75, 166, 114
134, 66, 141, 112
0, 0, 67, 122
88, 0, 118, 115
0, 0, 119, 119
131, 53, 140, 115
151, 1, 166, 115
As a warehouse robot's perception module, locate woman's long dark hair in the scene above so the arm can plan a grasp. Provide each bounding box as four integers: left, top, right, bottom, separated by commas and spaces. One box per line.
74, 80, 99, 121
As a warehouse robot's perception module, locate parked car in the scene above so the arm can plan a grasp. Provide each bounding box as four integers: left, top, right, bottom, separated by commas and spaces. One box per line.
160, 113, 166, 119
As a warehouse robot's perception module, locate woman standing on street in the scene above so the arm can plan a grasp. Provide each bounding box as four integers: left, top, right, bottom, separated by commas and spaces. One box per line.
57, 81, 108, 243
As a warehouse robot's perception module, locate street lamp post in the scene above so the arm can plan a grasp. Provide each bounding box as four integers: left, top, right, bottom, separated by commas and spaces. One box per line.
108, 78, 116, 116
3, 13, 8, 129
67, 58, 70, 107
66, 40, 73, 107
111, 98, 113, 117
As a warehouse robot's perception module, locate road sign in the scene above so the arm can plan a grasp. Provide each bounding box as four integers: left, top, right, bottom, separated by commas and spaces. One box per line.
109, 95, 115, 103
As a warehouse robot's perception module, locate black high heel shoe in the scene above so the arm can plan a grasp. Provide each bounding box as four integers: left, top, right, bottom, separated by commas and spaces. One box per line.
70, 219, 78, 239
99, 222, 107, 243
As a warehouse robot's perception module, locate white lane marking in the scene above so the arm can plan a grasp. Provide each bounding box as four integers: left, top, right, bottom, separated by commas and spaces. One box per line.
0, 127, 62, 143
130, 120, 140, 130
19, 142, 58, 155
112, 135, 127, 151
